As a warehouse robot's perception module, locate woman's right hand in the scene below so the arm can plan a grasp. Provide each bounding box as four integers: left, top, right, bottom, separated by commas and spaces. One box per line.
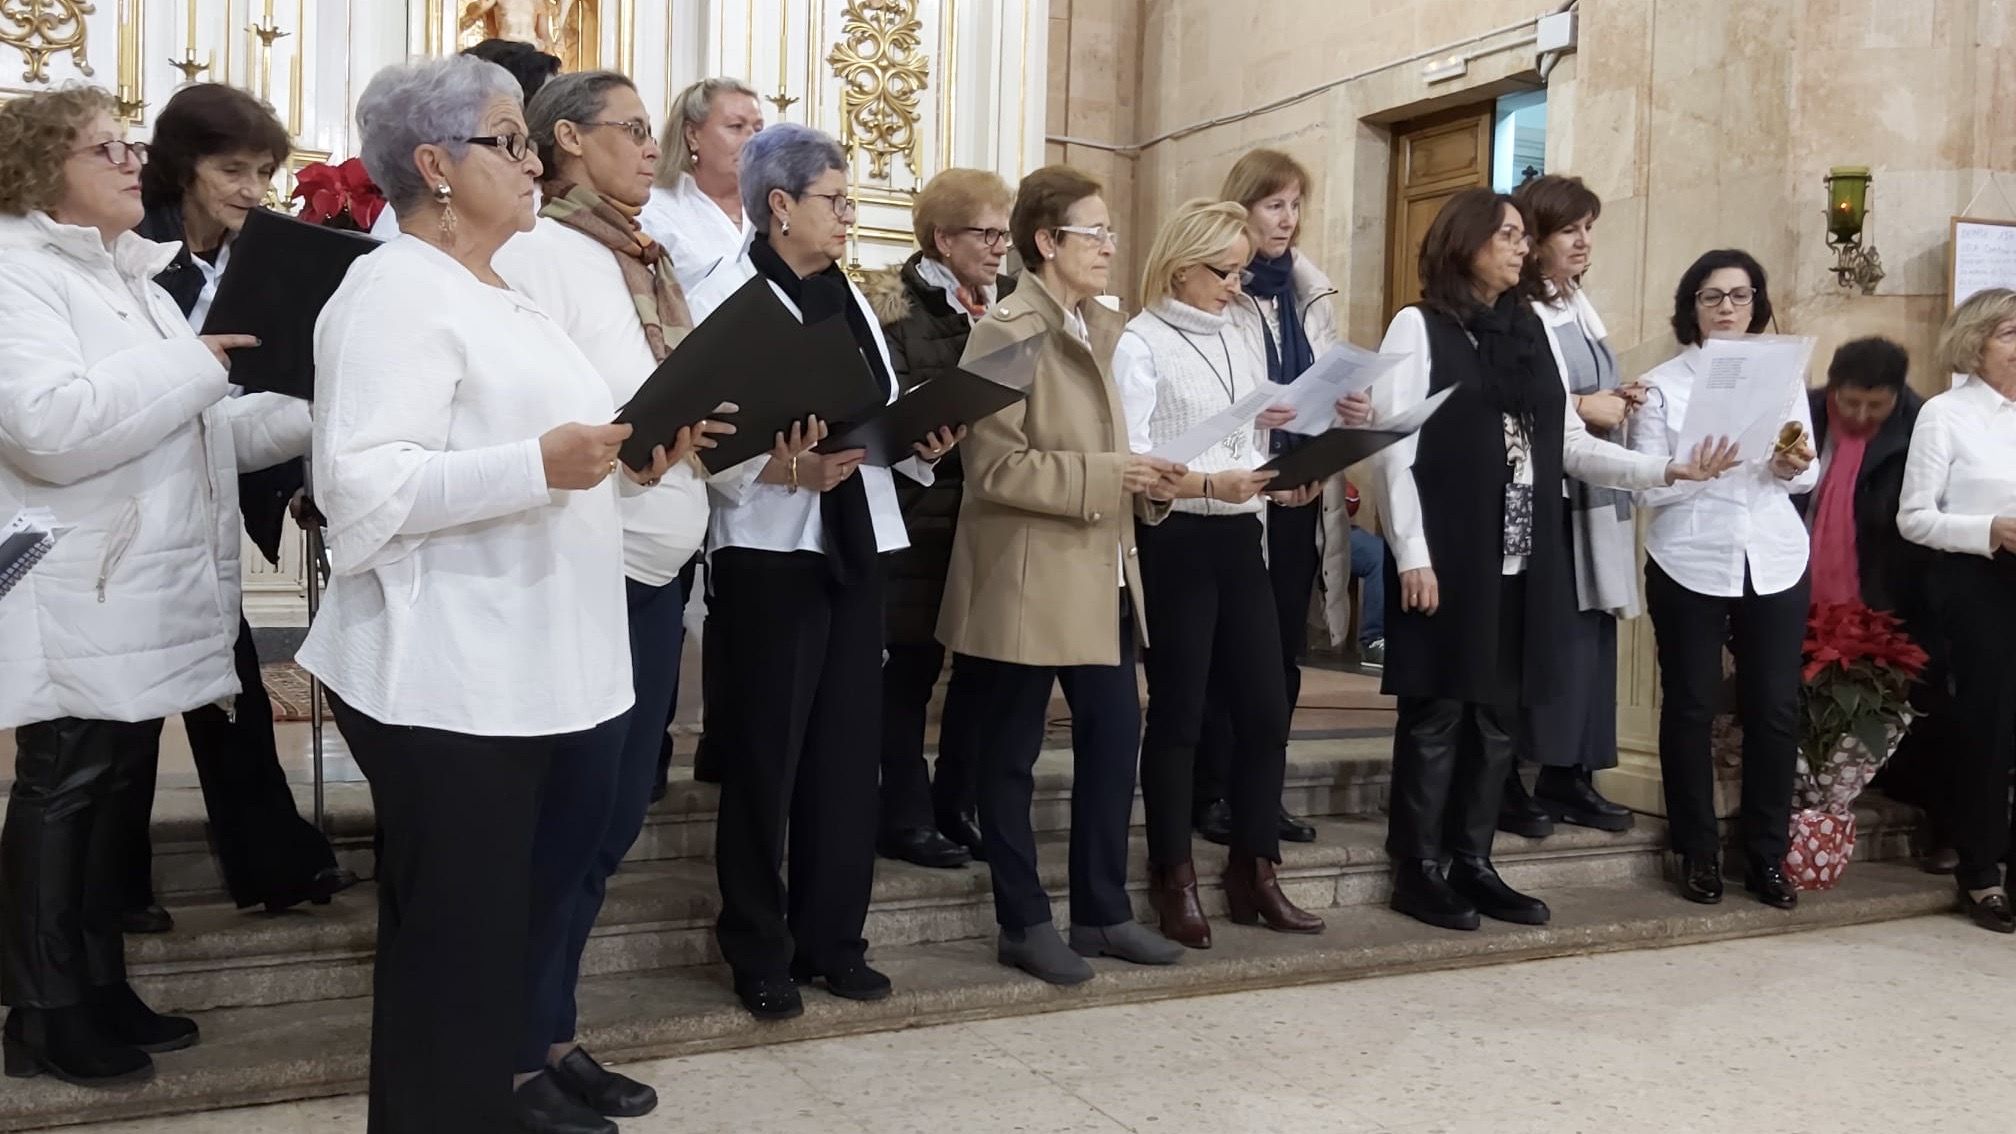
540, 421, 631, 489
1574, 391, 1632, 432
1665, 436, 1743, 484
1399, 566, 1439, 615
803, 448, 868, 491
757, 416, 830, 486
1123, 454, 1185, 496
199, 334, 261, 369
1991, 516, 2016, 554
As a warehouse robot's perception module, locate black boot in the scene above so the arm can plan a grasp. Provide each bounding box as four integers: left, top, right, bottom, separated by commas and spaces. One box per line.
877, 826, 971, 869
1678, 853, 1724, 904
1497, 768, 1555, 838
2, 1006, 152, 1086
550, 1045, 657, 1118
1533, 767, 1635, 832
514, 1070, 617, 1134
1388, 858, 1479, 931
85, 981, 198, 1053
1447, 857, 1551, 925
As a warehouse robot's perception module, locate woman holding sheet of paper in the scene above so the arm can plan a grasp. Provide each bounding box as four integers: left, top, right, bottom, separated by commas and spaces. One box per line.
1115, 199, 1324, 950
1629, 249, 1818, 912
1367, 189, 1733, 934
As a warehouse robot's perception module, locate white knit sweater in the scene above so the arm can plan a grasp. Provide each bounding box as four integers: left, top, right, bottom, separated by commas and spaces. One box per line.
1115, 297, 1268, 517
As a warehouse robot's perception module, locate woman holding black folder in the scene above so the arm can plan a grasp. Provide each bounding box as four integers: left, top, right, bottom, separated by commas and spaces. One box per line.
1366, 189, 1734, 934
694, 122, 960, 1022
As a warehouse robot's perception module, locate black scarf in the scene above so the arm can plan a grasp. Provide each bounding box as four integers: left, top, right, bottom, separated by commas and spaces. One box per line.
1461, 290, 1540, 428
748, 233, 890, 583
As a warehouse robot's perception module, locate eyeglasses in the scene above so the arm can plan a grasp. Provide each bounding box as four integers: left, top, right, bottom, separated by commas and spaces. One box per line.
578, 120, 653, 146
72, 139, 149, 168
1198, 263, 1248, 285
1054, 224, 1119, 247
1696, 287, 1758, 308
465, 133, 532, 162
1494, 223, 1530, 248
956, 226, 1010, 249
799, 191, 857, 221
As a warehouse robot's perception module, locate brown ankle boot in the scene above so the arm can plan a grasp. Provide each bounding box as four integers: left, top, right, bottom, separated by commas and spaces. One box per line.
1224, 854, 1325, 934
1148, 861, 1212, 949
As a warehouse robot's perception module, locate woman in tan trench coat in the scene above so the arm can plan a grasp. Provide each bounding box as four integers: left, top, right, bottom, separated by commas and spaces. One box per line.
937, 165, 1185, 985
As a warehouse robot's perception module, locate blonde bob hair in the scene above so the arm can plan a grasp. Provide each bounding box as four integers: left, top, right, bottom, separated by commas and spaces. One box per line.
1139, 198, 1252, 307
1937, 287, 2016, 377
913, 167, 1013, 259
0, 85, 118, 216
653, 76, 759, 186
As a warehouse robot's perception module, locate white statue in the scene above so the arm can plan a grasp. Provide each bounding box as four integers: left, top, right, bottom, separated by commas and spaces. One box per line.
460, 0, 581, 60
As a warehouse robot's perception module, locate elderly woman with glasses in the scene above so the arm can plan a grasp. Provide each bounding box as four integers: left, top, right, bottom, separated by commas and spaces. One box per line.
860, 167, 1017, 871
495, 70, 725, 1133
696, 122, 960, 1022
301, 56, 676, 1133
1629, 249, 1815, 913
0, 86, 296, 1086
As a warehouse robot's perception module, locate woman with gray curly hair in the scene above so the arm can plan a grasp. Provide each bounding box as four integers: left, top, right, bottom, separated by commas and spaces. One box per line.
300, 56, 677, 1133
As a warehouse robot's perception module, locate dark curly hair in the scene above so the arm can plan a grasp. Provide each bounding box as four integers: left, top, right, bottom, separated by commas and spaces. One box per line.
0, 85, 118, 216
1671, 249, 1774, 346
140, 83, 292, 210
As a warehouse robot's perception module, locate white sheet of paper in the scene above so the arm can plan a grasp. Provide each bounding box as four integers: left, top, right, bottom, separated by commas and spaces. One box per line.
1149, 386, 1276, 464
1367, 386, 1455, 436
1676, 335, 1815, 461
1273, 344, 1411, 435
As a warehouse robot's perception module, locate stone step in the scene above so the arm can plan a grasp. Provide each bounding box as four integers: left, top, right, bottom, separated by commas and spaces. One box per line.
122, 796, 1925, 1016
1, 863, 1957, 1133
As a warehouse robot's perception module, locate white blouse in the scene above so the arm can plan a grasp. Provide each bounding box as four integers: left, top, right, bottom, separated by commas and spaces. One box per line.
1628, 345, 1819, 597
639, 173, 755, 299
1897, 373, 2016, 556
299, 236, 631, 736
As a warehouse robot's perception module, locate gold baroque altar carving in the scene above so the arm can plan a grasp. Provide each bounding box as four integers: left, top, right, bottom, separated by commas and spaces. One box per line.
1, 0, 95, 83
827, 0, 929, 181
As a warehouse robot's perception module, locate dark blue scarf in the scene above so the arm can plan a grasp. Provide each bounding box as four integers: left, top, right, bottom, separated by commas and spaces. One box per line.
1246, 250, 1314, 455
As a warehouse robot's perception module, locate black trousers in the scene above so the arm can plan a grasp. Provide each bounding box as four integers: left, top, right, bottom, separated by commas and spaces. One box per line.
961, 601, 1139, 931
1932, 552, 2016, 891
877, 642, 983, 835
121, 615, 338, 911
329, 694, 555, 1134
2, 717, 162, 1008
1644, 561, 1808, 866
652, 558, 700, 775
1385, 575, 1526, 863
1138, 513, 1289, 865
1195, 499, 1319, 805
1520, 511, 1620, 770
710, 549, 882, 979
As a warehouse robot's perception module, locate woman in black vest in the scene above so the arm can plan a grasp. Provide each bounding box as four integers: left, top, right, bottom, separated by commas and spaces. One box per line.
1367, 188, 1735, 932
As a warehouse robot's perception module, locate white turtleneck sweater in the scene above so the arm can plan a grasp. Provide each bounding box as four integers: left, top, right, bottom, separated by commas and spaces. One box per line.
1115, 297, 1268, 517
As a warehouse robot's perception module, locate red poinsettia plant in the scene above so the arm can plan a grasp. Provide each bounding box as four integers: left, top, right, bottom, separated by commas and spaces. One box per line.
291, 157, 386, 232
1799, 601, 1928, 773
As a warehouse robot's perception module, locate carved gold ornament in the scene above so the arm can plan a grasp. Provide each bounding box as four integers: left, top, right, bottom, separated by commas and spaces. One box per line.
826, 0, 929, 180
1, 0, 95, 84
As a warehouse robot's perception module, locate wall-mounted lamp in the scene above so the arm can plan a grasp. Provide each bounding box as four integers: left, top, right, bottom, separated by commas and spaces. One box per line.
1824, 166, 1885, 295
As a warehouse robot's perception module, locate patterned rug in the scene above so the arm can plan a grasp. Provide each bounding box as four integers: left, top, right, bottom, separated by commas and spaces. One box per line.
261, 661, 325, 722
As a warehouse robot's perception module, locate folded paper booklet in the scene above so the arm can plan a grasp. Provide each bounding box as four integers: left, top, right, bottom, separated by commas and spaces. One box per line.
817, 333, 1047, 466
1257, 387, 1454, 490
200, 208, 381, 399
0, 508, 58, 602
615, 275, 885, 473
1676, 333, 1817, 463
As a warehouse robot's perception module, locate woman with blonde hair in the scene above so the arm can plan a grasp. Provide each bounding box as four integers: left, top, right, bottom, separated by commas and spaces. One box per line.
640, 76, 763, 294
1116, 198, 1324, 949
1898, 287, 2016, 933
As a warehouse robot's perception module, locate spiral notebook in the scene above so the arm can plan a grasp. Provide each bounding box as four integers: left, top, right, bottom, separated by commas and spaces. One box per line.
1, 508, 58, 601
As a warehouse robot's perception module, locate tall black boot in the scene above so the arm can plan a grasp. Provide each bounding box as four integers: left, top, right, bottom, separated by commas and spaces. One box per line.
3, 1007, 151, 1086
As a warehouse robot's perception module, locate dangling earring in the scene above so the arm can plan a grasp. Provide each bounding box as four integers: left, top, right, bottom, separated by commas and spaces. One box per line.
780, 217, 791, 236
434, 183, 457, 245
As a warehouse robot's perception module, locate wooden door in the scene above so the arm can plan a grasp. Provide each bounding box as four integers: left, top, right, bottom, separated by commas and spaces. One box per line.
1384, 107, 1494, 323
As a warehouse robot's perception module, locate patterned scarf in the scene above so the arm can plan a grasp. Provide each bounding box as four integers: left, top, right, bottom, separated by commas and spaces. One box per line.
540, 180, 694, 361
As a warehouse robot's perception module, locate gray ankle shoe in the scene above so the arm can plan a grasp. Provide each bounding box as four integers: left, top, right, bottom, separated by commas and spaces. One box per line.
1069, 920, 1183, 966
997, 923, 1095, 985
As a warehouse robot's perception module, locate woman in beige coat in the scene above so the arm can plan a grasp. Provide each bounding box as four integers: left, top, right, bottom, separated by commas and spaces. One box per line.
938, 165, 1184, 985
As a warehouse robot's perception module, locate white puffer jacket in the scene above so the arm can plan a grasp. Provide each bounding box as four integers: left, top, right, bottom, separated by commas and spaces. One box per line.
1226, 249, 1358, 647
0, 212, 310, 728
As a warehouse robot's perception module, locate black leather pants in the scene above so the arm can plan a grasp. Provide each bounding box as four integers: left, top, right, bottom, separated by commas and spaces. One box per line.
1385, 698, 1518, 863
2, 717, 162, 1008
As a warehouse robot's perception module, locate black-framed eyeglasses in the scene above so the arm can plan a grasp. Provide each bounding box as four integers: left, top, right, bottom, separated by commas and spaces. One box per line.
578, 120, 653, 146
465, 133, 532, 162
1696, 286, 1757, 308
956, 226, 1010, 249
72, 139, 149, 167
1198, 263, 1247, 284
799, 191, 857, 221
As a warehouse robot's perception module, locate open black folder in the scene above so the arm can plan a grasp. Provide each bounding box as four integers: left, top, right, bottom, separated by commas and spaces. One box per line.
1258, 387, 1453, 490
817, 334, 1047, 466
615, 275, 884, 473
199, 208, 381, 399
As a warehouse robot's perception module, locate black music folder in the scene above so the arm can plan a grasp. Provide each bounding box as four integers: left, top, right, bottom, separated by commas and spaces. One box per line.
818, 331, 1046, 466
1258, 387, 1453, 490
615, 275, 884, 473
199, 208, 381, 399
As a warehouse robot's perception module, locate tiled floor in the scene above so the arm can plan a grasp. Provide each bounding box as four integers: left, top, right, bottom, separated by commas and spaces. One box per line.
59, 916, 2016, 1133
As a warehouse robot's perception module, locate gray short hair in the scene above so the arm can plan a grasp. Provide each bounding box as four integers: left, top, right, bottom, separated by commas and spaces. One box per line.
653, 76, 759, 186
739, 123, 846, 233
356, 55, 522, 213
526, 70, 637, 181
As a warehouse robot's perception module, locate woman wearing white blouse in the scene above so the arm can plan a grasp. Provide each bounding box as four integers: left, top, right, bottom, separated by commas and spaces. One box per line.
1897, 287, 2016, 934
1115, 199, 1323, 950
302, 57, 676, 1133
640, 77, 762, 297
1628, 249, 1817, 913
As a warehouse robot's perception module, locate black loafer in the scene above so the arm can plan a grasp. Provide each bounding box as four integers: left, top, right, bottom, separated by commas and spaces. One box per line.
551, 1045, 657, 1118
937, 811, 986, 862
877, 826, 972, 869
1744, 863, 1798, 910
1193, 798, 1233, 847
1960, 887, 2016, 934
119, 905, 173, 935
1276, 807, 1317, 844
1534, 773, 1636, 833
1679, 855, 1724, 904
733, 973, 803, 1021
792, 958, 892, 1002
1447, 857, 1551, 925
514, 1070, 617, 1134
1388, 859, 1480, 932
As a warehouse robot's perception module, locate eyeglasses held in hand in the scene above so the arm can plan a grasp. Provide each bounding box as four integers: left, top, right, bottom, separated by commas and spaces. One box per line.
957, 226, 1010, 249
465, 133, 533, 162
73, 140, 149, 167
1695, 287, 1757, 308
1054, 224, 1119, 246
